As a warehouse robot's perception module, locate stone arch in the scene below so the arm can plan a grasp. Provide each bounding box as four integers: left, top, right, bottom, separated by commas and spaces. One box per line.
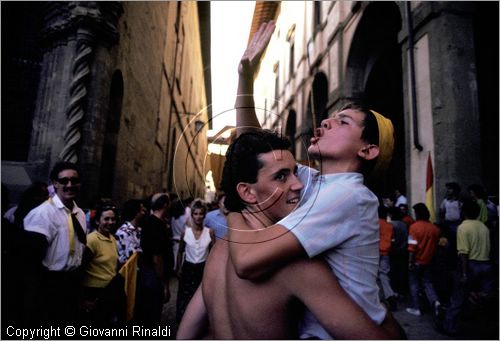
99, 70, 123, 198
345, 2, 405, 196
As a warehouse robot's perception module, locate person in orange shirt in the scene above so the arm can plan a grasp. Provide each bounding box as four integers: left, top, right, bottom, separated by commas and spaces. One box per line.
399, 203, 415, 227
406, 203, 441, 317
377, 205, 397, 311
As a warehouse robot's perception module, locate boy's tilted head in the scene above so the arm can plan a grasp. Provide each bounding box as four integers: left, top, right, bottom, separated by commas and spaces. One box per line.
308, 102, 394, 176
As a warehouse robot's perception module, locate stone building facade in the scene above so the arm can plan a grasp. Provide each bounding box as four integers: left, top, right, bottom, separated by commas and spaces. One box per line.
252, 1, 498, 207
2, 2, 211, 206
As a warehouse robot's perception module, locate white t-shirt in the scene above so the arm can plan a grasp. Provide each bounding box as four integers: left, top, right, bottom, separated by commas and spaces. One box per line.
24, 194, 87, 271
440, 198, 461, 222
279, 165, 386, 339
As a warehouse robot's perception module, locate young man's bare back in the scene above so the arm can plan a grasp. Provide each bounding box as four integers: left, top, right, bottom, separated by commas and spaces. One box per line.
203, 231, 399, 339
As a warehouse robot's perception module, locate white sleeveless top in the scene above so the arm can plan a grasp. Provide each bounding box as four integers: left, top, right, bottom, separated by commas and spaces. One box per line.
183, 226, 211, 264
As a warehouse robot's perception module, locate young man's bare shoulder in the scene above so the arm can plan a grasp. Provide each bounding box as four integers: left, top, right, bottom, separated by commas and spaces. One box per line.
206, 238, 229, 266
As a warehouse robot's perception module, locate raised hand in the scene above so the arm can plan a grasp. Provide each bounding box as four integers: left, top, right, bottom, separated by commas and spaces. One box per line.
238, 21, 276, 79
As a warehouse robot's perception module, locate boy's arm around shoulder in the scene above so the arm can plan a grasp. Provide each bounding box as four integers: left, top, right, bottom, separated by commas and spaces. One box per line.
280, 258, 404, 339
227, 212, 305, 279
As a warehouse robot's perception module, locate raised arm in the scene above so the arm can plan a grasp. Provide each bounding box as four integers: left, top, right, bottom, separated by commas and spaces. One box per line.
227, 211, 305, 279
235, 21, 275, 135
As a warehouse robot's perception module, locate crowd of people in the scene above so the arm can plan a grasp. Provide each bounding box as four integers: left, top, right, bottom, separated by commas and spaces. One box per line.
2, 20, 498, 339
1, 161, 227, 330
375, 184, 498, 335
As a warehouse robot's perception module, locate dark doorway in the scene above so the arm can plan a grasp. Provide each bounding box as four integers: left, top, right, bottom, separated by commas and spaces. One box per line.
99, 71, 123, 198
346, 2, 404, 197
474, 3, 499, 197
1, 3, 43, 161
364, 44, 405, 197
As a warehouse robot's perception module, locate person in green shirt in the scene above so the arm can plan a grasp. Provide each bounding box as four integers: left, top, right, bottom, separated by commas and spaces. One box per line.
441, 199, 493, 335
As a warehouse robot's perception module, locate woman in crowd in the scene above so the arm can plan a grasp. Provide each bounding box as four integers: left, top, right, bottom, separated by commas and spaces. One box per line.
176, 199, 215, 322
115, 199, 146, 268
81, 204, 125, 326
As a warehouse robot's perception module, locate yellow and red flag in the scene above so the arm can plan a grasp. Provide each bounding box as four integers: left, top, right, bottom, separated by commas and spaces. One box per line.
425, 152, 436, 222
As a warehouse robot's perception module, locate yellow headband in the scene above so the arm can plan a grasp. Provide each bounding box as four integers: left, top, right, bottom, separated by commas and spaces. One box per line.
370, 110, 394, 175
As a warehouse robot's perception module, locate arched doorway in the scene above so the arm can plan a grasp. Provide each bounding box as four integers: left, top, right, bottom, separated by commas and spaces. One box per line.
346, 2, 404, 197
99, 70, 123, 198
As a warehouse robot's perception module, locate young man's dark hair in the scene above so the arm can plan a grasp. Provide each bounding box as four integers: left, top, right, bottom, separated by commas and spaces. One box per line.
412, 203, 430, 221
461, 199, 480, 220
49, 161, 80, 181
121, 199, 144, 222
221, 129, 291, 212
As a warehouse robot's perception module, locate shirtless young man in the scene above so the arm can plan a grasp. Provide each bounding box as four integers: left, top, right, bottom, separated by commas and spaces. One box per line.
177, 129, 402, 339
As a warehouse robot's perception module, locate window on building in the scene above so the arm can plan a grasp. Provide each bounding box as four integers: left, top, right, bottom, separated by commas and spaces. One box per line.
176, 24, 185, 93
313, 2, 322, 33
274, 62, 280, 100
99, 70, 123, 198
286, 24, 296, 80
286, 109, 297, 157
167, 127, 177, 191
175, 2, 182, 32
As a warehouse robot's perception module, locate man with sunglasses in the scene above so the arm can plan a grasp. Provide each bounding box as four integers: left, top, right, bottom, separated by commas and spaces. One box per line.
23, 161, 87, 326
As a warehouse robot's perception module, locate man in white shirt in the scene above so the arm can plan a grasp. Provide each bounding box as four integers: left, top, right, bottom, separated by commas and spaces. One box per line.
23, 161, 87, 326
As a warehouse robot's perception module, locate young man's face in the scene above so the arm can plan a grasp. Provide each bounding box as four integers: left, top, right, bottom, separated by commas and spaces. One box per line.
308, 109, 367, 162
53, 169, 81, 205
250, 149, 303, 222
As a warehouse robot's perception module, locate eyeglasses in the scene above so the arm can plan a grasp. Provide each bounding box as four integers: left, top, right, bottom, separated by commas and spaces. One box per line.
56, 177, 81, 185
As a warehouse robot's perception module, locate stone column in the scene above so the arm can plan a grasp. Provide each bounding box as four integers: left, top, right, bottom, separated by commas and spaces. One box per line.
28, 2, 122, 172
